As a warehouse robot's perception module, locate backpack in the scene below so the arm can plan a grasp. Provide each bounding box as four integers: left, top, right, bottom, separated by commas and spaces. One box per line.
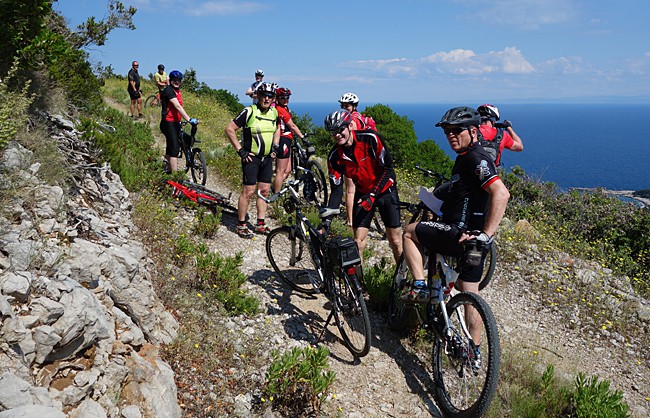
361, 114, 377, 131
477, 128, 504, 167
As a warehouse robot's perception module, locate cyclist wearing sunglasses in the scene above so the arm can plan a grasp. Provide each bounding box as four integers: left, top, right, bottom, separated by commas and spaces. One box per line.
402, 106, 510, 304
273, 87, 305, 193
338, 92, 365, 227
225, 82, 281, 238
323, 109, 402, 264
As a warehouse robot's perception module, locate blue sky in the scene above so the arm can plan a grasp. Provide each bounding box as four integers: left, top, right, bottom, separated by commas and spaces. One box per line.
54, 0, 650, 104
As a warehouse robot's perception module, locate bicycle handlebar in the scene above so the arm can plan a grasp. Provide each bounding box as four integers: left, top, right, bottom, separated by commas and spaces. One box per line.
415, 164, 447, 183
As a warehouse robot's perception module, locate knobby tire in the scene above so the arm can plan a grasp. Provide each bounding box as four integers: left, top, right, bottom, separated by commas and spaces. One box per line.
144, 95, 158, 108
190, 149, 207, 185
266, 227, 320, 294
478, 244, 497, 290
332, 270, 371, 357
431, 292, 500, 418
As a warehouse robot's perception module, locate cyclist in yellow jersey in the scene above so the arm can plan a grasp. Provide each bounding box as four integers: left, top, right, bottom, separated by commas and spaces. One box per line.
225, 82, 280, 238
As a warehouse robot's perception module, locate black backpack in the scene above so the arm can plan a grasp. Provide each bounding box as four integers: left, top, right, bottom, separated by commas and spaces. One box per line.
477, 128, 504, 167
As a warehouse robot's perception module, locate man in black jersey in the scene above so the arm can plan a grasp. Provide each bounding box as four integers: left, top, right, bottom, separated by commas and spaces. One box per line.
402, 107, 510, 344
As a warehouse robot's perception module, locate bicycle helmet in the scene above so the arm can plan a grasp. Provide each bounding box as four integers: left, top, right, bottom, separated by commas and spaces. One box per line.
169, 70, 183, 81
256, 82, 277, 95
276, 87, 292, 97
477, 104, 500, 121
435, 107, 481, 128
338, 92, 359, 105
255, 69, 264, 77
157, 64, 165, 71
324, 109, 352, 131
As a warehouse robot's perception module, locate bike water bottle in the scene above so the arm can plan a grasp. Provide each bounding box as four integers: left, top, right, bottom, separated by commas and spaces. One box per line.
430, 273, 443, 304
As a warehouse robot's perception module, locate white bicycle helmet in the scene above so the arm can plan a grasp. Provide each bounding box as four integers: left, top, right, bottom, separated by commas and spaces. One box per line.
255, 69, 264, 77
477, 104, 500, 121
338, 92, 359, 105
256, 82, 277, 94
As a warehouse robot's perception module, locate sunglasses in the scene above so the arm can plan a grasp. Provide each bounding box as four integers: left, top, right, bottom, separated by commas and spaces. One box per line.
261, 93, 275, 99
330, 126, 347, 136
443, 126, 468, 135
277, 95, 290, 100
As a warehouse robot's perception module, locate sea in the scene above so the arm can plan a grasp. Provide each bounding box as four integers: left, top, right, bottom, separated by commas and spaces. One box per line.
287, 102, 650, 192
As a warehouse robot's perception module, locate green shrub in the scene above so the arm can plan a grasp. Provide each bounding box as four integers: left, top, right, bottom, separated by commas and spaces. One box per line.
0, 64, 34, 149
264, 346, 336, 416
362, 257, 393, 310
192, 207, 221, 238
569, 373, 629, 418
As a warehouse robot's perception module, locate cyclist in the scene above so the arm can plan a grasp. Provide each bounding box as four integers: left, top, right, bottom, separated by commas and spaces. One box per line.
401, 107, 510, 343
245, 69, 265, 104
127, 60, 143, 119
154, 64, 168, 93
160, 70, 198, 173
477, 103, 524, 168
273, 87, 306, 193
225, 82, 281, 238
323, 109, 402, 264
338, 92, 364, 227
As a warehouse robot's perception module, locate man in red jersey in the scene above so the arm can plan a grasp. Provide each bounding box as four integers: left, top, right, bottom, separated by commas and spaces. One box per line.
477, 104, 523, 168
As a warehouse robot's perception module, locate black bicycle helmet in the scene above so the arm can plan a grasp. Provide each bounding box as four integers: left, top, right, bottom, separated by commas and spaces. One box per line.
157, 64, 165, 71
256, 82, 277, 94
435, 107, 481, 127
255, 69, 264, 77
324, 109, 352, 131
477, 104, 500, 121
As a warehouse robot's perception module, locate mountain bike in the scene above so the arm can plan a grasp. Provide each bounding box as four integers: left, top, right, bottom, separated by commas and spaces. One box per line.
177, 121, 207, 185
388, 165, 500, 417
144, 91, 161, 108
167, 179, 236, 213
286, 133, 328, 207
259, 176, 371, 357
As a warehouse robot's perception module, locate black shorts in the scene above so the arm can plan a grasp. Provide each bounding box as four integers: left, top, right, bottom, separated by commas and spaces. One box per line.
414, 221, 485, 283
160, 120, 181, 157
128, 89, 141, 100
353, 187, 401, 229
276, 137, 291, 159
242, 155, 273, 185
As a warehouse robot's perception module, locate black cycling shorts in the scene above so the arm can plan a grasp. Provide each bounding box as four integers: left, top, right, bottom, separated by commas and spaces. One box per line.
414, 221, 485, 283
276, 137, 291, 159
353, 187, 401, 229
242, 155, 273, 185
160, 120, 181, 157
128, 89, 141, 100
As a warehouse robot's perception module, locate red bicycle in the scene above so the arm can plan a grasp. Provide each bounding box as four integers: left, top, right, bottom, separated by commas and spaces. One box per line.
167, 179, 237, 213
145, 91, 161, 108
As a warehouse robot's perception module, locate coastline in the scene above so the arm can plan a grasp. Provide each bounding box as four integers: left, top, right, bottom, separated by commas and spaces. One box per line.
571, 188, 650, 208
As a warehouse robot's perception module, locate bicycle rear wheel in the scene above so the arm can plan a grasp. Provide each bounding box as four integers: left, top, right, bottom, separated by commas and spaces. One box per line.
332, 269, 371, 357
307, 160, 328, 207
387, 255, 418, 333
431, 292, 500, 418
145, 95, 158, 108
190, 149, 207, 185
266, 226, 321, 294
478, 244, 497, 291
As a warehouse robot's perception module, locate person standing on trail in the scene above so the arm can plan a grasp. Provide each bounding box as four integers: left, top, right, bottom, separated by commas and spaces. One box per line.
338, 92, 364, 227
245, 69, 265, 104
127, 60, 143, 119
323, 109, 403, 264
160, 70, 198, 173
225, 82, 281, 239
477, 103, 523, 169
273, 87, 306, 194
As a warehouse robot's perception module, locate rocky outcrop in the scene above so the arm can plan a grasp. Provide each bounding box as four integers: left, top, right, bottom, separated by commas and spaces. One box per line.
0, 115, 180, 417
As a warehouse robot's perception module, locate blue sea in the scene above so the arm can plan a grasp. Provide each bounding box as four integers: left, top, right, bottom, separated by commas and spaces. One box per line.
288, 102, 650, 191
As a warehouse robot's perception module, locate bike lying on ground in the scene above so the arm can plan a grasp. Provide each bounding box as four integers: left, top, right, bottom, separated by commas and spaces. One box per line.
388, 165, 500, 417
284, 133, 328, 207
259, 176, 371, 357
166, 179, 237, 214
177, 121, 207, 186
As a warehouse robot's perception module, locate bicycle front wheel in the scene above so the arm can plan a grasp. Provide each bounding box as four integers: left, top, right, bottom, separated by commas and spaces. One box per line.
266, 227, 321, 294
190, 149, 207, 185
431, 292, 500, 418
478, 244, 497, 291
307, 160, 328, 207
332, 270, 371, 357
145, 95, 158, 108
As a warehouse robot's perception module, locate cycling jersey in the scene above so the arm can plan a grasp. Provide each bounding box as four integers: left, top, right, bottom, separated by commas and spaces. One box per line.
350, 110, 365, 130
327, 130, 396, 206
478, 125, 515, 166
438, 144, 500, 231
276, 104, 294, 140
232, 104, 278, 157
160, 85, 183, 123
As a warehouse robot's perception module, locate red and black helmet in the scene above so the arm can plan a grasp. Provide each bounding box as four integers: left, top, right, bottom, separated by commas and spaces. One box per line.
276, 87, 292, 97
324, 109, 352, 131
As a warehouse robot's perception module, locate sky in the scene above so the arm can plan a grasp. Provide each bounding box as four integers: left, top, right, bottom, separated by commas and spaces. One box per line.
54, 0, 650, 104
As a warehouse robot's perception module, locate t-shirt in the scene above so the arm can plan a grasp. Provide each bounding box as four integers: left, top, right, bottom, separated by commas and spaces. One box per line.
127, 68, 140, 91
154, 71, 168, 91
276, 105, 294, 140
439, 144, 500, 231
161, 85, 183, 123
478, 125, 515, 166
